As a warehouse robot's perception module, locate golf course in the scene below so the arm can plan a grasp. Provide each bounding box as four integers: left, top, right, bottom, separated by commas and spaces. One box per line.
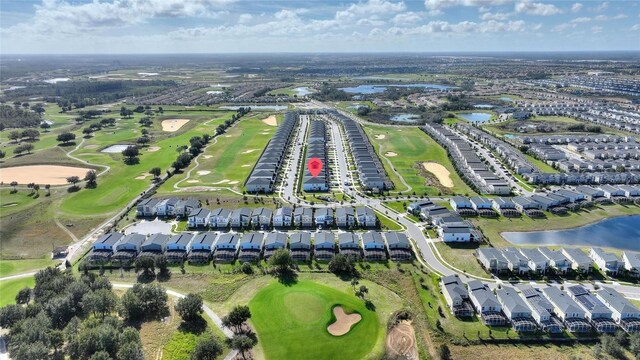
249, 280, 381, 360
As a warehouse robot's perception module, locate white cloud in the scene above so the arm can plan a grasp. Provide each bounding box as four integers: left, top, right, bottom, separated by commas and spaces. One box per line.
590, 2, 609, 12
552, 23, 576, 32
388, 19, 525, 34
594, 14, 628, 21
393, 12, 423, 24
631, 24, 640, 31
571, 3, 583, 13
336, 0, 406, 21
480, 12, 510, 20
424, 0, 511, 10
515, 1, 562, 16
238, 13, 252, 24
570, 17, 591, 23
591, 26, 603, 33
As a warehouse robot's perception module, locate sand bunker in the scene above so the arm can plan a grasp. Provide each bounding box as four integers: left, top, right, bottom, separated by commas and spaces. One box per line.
262, 115, 277, 126
84, 145, 99, 149
202, 155, 213, 159
421, 162, 453, 188
187, 180, 200, 183
327, 306, 361, 336
241, 164, 251, 167
228, 181, 239, 185
147, 146, 160, 152
375, 134, 386, 140
386, 321, 418, 360
0, 165, 91, 185
212, 179, 230, 185
135, 173, 151, 180
385, 152, 398, 157
197, 170, 211, 175
241, 149, 258, 154
161, 119, 190, 132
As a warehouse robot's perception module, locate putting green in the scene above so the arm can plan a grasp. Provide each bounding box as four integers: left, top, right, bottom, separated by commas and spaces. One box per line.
249, 280, 379, 360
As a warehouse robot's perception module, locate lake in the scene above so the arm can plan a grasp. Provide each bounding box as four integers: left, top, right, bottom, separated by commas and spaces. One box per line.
503, 215, 640, 251
390, 114, 421, 123
220, 105, 288, 111
458, 112, 492, 123
499, 96, 514, 102
44, 78, 70, 84
102, 144, 131, 153
293, 87, 312, 96
340, 83, 455, 94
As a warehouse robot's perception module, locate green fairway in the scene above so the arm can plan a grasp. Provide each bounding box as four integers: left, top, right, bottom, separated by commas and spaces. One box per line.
249, 280, 380, 360
363, 124, 473, 196
0, 258, 55, 278
0, 276, 35, 306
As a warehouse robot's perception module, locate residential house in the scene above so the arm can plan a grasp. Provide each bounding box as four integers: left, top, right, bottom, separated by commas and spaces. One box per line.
136, 198, 160, 217
231, 208, 252, 228
362, 231, 386, 261
467, 280, 507, 326
238, 233, 264, 262
496, 287, 538, 332
209, 208, 231, 229
187, 232, 217, 263
188, 208, 211, 228
263, 232, 288, 259
539, 247, 571, 274
273, 207, 293, 228
476, 248, 508, 273
623, 251, 640, 277
520, 286, 563, 333
567, 285, 617, 333
335, 207, 356, 227
338, 232, 362, 259
251, 207, 273, 229
111, 233, 145, 265
542, 286, 592, 333
440, 275, 474, 317
213, 233, 240, 262
139, 233, 170, 257
314, 231, 336, 260
356, 207, 377, 228
314, 208, 334, 227
590, 247, 622, 275
520, 248, 549, 274
294, 207, 314, 228
174, 198, 200, 218
562, 248, 593, 274
289, 232, 311, 261
384, 232, 413, 261
596, 287, 640, 333
166, 233, 194, 263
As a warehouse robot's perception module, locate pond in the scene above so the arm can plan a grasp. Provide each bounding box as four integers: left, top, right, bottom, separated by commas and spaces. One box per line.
499, 96, 514, 102
503, 133, 517, 139
339, 83, 455, 94
474, 104, 494, 109
220, 105, 288, 111
293, 87, 313, 96
390, 114, 421, 123
458, 112, 492, 123
503, 215, 640, 251
44, 77, 70, 84
101, 144, 132, 153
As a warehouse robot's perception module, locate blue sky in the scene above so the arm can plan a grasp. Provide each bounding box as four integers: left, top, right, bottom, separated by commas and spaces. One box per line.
1, 0, 639, 54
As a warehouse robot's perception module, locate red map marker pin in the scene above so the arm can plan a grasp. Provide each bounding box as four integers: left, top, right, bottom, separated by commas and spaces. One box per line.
307, 157, 323, 178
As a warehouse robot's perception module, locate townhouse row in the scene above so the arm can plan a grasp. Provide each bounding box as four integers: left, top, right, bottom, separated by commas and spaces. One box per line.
421, 123, 510, 195
245, 111, 298, 193
442, 275, 640, 334
87, 230, 414, 265
187, 206, 379, 229
406, 200, 477, 242
328, 110, 393, 192
302, 119, 330, 192
477, 246, 640, 278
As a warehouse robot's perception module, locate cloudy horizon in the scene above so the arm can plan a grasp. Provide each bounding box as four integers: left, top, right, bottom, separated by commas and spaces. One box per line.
1, 0, 639, 54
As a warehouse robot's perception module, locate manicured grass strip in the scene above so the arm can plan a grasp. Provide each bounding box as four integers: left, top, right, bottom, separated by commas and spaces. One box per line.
0, 258, 56, 278
249, 280, 379, 360
0, 276, 35, 306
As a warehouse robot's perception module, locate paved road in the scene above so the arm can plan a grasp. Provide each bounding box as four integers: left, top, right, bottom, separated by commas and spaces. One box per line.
279, 114, 309, 204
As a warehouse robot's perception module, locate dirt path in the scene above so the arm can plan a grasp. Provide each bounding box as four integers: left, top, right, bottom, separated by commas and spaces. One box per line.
386, 321, 418, 360
54, 217, 79, 243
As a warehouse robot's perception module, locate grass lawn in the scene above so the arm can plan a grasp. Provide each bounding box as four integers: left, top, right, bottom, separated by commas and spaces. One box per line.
249, 280, 381, 360
433, 242, 488, 278
449, 342, 596, 360
171, 115, 274, 189
525, 154, 559, 174
0, 258, 56, 277
362, 124, 473, 196
0, 276, 35, 306
474, 203, 640, 247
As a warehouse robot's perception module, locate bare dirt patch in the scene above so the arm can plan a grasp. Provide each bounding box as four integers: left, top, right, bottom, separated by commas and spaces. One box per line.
421, 162, 453, 188
261, 115, 277, 126
0, 165, 92, 185
386, 321, 418, 360
147, 146, 161, 152
327, 306, 361, 336
385, 152, 398, 157
374, 134, 386, 140
202, 155, 213, 159
161, 119, 190, 132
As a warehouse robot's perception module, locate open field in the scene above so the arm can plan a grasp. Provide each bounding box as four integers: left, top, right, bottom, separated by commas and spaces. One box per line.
0, 276, 35, 306
0, 164, 92, 185
434, 242, 488, 278
249, 280, 382, 360
525, 154, 560, 174
449, 343, 596, 360
362, 124, 473, 196
0, 257, 56, 277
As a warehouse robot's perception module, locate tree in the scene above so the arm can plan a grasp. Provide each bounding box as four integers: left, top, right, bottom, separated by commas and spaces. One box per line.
122, 146, 140, 164
10, 181, 18, 192
15, 287, 31, 304
136, 136, 150, 146
222, 305, 251, 333
328, 253, 355, 275
21, 129, 40, 141
49, 329, 65, 355
82, 288, 117, 318
191, 336, 223, 360
357, 285, 369, 299
135, 256, 155, 277
175, 293, 203, 322
439, 344, 452, 360
40, 122, 51, 132
0, 150, 5, 159
119, 284, 169, 321
33, 184, 40, 194
56, 132, 76, 145
13, 143, 34, 155
155, 255, 169, 278
82, 127, 94, 137
84, 170, 98, 188
119, 290, 144, 321
149, 167, 162, 179
268, 248, 293, 273
45, 184, 51, 196
8, 130, 21, 143
117, 341, 144, 360
0, 304, 25, 328
230, 334, 257, 359
66, 176, 80, 189
172, 152, 192, 171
